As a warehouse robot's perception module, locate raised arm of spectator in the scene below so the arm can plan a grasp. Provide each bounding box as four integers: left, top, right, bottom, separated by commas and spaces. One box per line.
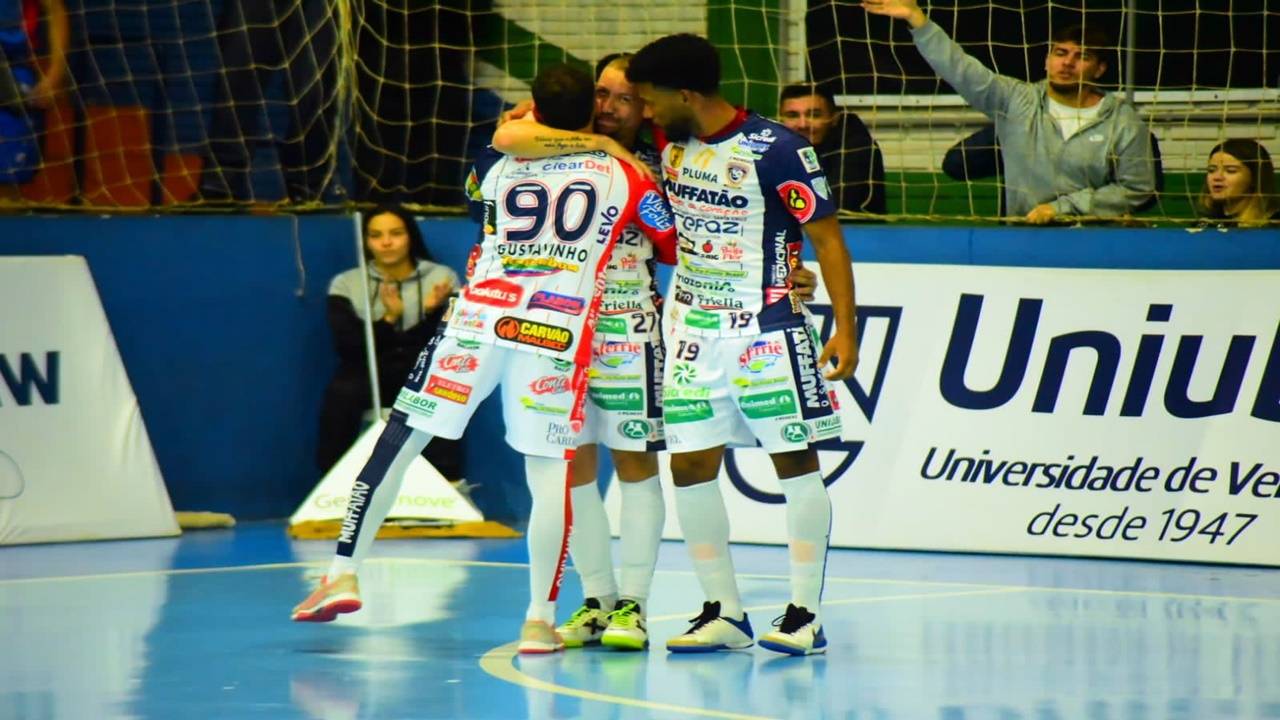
863, 0, 1020, 119
1049, 117, 1155, 216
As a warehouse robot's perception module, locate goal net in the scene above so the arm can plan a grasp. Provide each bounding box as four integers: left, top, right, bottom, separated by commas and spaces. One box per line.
1, 0, 1275, 222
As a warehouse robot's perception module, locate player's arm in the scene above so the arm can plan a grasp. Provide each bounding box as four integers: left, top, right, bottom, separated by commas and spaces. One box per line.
620, 167, 677, 264
804, 215, 859, 380
491, 115, 655, 182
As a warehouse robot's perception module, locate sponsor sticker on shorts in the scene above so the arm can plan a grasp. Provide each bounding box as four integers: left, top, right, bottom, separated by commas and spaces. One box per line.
426, 375, 472, 404
436, 353, 479, 374
395, 388, 438, 416
781, 421, 812, 443
664, 399, 714, 424
494, 317, 574, 352
738, 390, 798, 419
529, 375, 571, 395
784, 325, 833, 419
589, 386, 644, 411
618, 419, 653, 440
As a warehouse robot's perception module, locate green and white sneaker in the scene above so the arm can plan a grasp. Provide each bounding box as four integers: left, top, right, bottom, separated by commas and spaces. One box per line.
601, 599, 648, 650
556, 597, 610, 648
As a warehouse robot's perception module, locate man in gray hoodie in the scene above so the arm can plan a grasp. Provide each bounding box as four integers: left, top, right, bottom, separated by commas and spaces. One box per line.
863, 0, 1155, 223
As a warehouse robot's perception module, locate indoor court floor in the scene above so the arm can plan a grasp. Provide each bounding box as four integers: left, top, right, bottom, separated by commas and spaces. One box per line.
2, 523, 1278, 719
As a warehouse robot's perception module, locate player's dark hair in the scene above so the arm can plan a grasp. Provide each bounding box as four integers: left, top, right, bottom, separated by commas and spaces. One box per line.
627, 34, 720, 95
532, 63, 596, 131
779, 83, 839, 114
1050, 24, 1115, 71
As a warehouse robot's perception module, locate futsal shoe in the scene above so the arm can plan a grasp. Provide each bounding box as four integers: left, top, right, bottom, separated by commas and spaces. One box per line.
518, 620, 565, 655
557, 598, 610, 648
666, 601, 754, 653
601, 599, 648, 650
291, 573, 362, 622
758, 603, 828, 656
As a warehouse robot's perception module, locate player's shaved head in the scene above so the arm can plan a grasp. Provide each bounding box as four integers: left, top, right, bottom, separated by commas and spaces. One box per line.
532, 63, 596, 131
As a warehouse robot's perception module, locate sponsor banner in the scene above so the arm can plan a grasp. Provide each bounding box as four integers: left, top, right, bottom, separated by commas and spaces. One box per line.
291, 420, 482, 526
494, 317, 574, 352
0, 257, 178, 545
608, 264, 1280, 566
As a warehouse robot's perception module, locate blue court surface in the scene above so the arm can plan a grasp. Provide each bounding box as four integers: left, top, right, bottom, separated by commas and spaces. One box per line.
2, 523, 1278, 720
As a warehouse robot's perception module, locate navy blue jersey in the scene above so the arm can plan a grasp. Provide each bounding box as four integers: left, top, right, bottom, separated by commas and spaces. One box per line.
661, 111, 836, 337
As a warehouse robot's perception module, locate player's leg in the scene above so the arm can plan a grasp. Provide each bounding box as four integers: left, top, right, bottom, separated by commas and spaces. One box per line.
759, 447, 831, 655
577, 338, 666, 649
502, 353, 588, 654
732, 325, 840, 655
559, 442, 617, 648
663, 332, 755, 652
600, 448, 662, 650
292, 334, 501, 622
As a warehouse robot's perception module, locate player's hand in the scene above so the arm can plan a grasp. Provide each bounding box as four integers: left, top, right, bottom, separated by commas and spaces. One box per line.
818, 327, 859, 381
498, 99, 535, 127
1025, 203, 1058, 225
788, 263, 819, 303
379, 283, 404, 322
601, 137, 656, 183
861, 0, 926, 27
423, 279, 454, 313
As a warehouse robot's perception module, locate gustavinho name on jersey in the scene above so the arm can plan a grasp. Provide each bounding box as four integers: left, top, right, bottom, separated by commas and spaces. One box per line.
453, 148, 676, 365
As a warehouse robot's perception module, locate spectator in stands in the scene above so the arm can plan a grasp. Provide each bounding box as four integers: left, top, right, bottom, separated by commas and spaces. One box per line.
317, 206, 463, 479
1198, 139, 1278, 226
863, 0, 1155, 224
778, 83, 886, 215
0, 0, 66, 201
941, 123, 1166, 214
200, 0, 338, 204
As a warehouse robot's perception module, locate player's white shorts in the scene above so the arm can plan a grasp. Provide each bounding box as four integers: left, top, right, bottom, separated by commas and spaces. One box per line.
393, 333, 585, 458
662, 324, 842, 454
577, 337, 665, 452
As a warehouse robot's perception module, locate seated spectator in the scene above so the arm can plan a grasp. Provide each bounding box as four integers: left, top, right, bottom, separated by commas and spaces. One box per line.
942, 123, 1165, 213
316, 205, 463, 478
863, 0, 1156, 223
0, 0, 66, 201
778, 83, 886, 215
1198, 139, 1278, 226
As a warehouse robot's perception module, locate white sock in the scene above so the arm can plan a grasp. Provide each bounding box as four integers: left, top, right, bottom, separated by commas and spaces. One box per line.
673, 480, 742, 619
778, 470, 831, 624
328, 417, 431, 579
524, 455, 573, 623
568, 483, 618, 602
618, 474, 664, 604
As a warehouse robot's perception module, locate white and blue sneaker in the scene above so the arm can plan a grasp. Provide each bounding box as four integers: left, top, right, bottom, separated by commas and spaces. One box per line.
758, 603, 827, 656
666, 601, 754, 653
